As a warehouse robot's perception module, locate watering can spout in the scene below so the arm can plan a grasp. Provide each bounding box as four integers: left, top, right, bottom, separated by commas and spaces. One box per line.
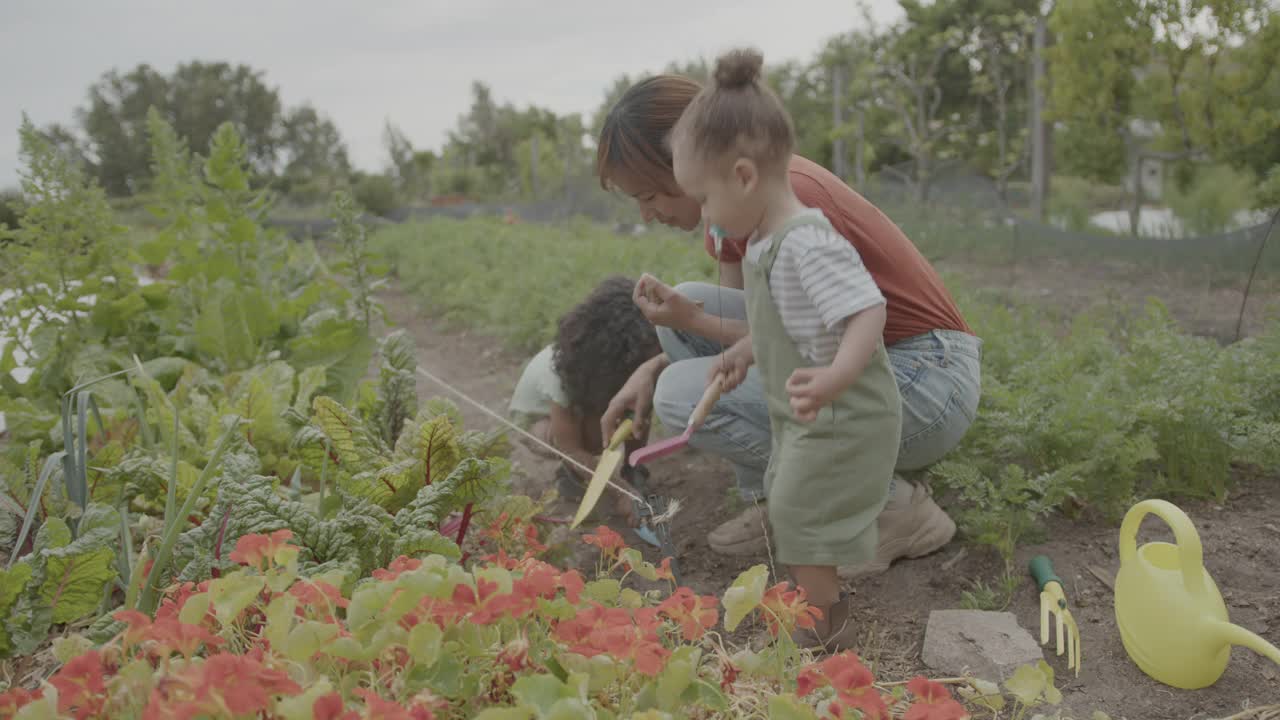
1214, 620, 1280, 668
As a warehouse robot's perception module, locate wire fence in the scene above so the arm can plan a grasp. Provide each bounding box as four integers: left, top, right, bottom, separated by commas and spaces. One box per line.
855, 162, 1278, 343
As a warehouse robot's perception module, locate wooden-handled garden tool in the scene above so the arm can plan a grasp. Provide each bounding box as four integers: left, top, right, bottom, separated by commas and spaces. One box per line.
1030, 554, 1081, 676
571, 417, 634, 529
628, 373, 723, 467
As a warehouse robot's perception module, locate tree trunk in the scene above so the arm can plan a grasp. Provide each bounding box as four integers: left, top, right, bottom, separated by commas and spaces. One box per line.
1128, 147, 1144, 238
832, 65, 848, 180
854, 107, 866, 187
1029, 12, 1050, 222
530, 134, 539, 199
916, 152, 931, 204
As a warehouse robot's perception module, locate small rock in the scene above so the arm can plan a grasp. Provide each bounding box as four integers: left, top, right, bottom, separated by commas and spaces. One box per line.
922, 610, 1045, 682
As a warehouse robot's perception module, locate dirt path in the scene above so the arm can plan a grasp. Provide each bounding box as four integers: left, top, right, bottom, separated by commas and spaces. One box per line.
380, 286, 1280, 719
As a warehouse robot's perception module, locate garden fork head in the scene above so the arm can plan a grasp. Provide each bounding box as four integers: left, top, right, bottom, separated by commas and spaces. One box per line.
1030, 555, 1081, 676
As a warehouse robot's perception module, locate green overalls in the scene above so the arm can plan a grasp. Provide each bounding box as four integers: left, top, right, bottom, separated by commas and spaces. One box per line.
744, 213, 903, 567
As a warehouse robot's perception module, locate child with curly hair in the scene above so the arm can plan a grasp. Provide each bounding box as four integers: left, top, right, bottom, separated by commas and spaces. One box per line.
667, 48, 902, 652
508, 275, 661, 521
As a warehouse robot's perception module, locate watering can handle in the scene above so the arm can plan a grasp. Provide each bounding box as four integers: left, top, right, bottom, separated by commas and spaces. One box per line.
1118, 499, 1206, 599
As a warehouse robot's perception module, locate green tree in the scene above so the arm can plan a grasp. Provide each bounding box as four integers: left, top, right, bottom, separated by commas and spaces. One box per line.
352, 173, 399, 218
278, 104, 351, 203
383, 121, 434, 203
969, 11, 1037, 199
866, 19, 975, 201
44, 60, 356, 199
1048, 0, 1279, 227
76, 62, 284, 194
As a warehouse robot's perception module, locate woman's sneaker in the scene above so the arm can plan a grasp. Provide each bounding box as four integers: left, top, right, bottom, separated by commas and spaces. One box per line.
837, 477, 956, 579
707, 502, 770, 556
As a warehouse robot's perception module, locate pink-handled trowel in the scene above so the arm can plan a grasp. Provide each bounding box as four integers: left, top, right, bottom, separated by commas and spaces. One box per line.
629, 373, 723, 467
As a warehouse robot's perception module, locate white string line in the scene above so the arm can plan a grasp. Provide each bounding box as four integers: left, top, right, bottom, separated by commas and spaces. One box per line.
413, 364, 661, 517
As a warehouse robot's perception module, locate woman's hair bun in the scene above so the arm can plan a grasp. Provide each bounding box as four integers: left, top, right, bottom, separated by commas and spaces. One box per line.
713, 48, 764, 90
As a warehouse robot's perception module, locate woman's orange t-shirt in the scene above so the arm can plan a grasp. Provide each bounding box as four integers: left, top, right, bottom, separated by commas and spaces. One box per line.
704, 154, 972, 345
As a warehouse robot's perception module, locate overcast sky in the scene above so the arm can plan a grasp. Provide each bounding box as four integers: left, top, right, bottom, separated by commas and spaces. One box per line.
0, 0, 904, 190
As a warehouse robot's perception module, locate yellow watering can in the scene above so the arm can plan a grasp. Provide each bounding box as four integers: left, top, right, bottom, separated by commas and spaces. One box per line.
1114, 499, 1280, 689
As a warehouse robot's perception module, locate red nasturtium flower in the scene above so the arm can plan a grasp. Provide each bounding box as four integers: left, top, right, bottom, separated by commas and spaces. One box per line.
113, 609, 223, 659
582, 525, 626, 560
0, 687, 44, 716
759, 581, 823, 637
142, 652, 301, 719
903, 676, 970, 720
482, 511, 549, 556
372, 555, 423, 581
482, 548, 522, 569
451, 576, 528, 624
656, 587, 720, 641
114, 609, 154, 650
48, 650, 109, 720
797, 652, 889, 720
833, 685, 890, 720
654, 557, 676, 582
798, 652, 872, 697
553, 602, 671, 676
313, 692, 354, 720
149, 619, 225, 659
290, 579, 350, 622
229, 528, 299, 570
155, 580, 213, 624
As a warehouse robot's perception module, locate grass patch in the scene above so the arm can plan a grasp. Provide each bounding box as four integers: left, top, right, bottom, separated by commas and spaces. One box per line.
371, 216, 716, 353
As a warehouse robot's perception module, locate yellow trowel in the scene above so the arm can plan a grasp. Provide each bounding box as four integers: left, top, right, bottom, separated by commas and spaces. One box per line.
571, 417, 633, 529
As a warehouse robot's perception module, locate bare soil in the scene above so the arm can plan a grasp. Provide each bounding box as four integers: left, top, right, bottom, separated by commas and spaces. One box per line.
382, 286, 1280, 720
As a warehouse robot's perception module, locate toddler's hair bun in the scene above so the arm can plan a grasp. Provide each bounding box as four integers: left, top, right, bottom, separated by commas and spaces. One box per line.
713, 48, 764, 90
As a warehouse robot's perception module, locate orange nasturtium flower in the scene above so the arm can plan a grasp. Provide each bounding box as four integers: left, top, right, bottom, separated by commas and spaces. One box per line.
228, 528, 300, 570
903, 676, 970, 720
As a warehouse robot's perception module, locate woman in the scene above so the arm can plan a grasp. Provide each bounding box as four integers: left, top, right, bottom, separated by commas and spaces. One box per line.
597, 74, 983, 579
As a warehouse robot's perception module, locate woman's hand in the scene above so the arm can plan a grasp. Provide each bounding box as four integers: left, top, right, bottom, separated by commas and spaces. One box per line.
600, 354, 664, 445
634, 273, 703, 332
709, 335, 754, 393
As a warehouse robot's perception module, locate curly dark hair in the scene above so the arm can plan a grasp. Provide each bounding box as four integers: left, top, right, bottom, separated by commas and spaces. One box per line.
553, 275, 660, 420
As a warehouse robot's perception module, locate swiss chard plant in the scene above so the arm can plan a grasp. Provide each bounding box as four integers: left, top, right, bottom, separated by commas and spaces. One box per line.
0, 322, 515, 659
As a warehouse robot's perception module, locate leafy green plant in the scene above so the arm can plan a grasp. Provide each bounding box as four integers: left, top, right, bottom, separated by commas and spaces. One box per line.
1165, 163, 1257, 236
0, 120, 144, 445
934, 298, 1280, 526
327, 190, 388, 330
0, 110, 379, 470
136, 110, 378, 401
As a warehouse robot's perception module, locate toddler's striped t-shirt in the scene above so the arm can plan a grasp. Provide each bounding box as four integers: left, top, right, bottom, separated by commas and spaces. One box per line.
744, 208, 886, 365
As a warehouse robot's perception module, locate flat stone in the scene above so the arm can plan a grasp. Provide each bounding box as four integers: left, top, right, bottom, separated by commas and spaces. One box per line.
921, 609, 1044, 681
